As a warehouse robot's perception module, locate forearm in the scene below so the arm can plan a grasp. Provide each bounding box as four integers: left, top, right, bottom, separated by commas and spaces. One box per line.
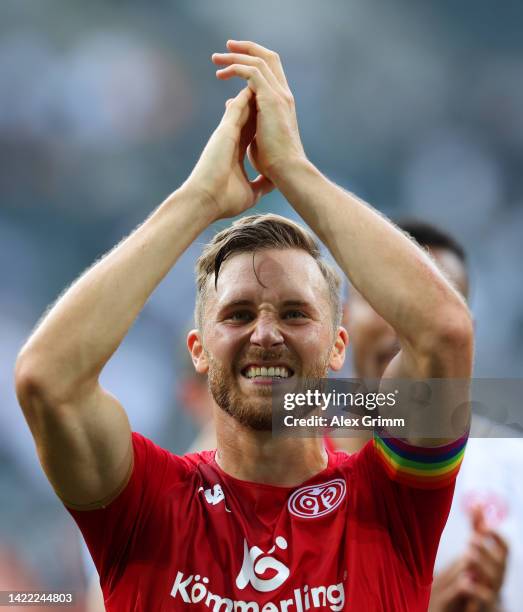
274, 159, 471, 349
17, 187, 215, 401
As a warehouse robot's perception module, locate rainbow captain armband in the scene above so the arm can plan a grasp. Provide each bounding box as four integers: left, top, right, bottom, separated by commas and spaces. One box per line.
373, 430, 468, 489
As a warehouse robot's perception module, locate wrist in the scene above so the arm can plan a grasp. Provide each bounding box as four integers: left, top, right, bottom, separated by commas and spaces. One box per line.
268, 155, 317, 189
174, 181, 222, 225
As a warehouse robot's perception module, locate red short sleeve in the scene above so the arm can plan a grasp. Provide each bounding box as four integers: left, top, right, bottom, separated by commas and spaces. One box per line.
65, 433, 188, 594
352, 432, 468, 586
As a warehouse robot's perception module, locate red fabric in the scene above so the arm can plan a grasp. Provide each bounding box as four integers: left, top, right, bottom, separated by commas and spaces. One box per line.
67, 432, 456, 611
323, 433, 337, 454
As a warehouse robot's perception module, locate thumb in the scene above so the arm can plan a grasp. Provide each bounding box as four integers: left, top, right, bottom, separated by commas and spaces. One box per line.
470, 505, 487, 534
247, 141, 259, 172
250, 174, 274, 202
221, 87, 253, 128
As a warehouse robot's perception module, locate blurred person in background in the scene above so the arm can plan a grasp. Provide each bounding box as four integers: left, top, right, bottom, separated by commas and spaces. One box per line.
0, 546, 43, 611
14, 40, 473, 610
332, 220, 520, 611
0, 544, 85, 611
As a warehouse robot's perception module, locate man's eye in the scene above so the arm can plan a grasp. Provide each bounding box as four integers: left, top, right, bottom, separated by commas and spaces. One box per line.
283, 310, 306, 319
229, 311, 253, 322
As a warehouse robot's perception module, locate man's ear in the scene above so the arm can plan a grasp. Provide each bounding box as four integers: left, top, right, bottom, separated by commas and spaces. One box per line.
187, 329, 209, 374
330, 326, 349, 372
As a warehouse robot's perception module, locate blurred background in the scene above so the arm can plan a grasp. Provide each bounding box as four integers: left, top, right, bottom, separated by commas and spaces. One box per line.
1, 0, 522, 607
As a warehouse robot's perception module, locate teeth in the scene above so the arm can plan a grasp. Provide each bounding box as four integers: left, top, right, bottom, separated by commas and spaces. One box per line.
243, 366, 291, 379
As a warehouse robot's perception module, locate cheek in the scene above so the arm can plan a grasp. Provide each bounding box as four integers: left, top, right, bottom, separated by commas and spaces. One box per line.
205, 326, 246, 360
292, 324, 332, 355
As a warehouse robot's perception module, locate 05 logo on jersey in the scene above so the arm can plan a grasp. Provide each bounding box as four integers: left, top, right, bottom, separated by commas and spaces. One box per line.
236, 536, 289, 592
288, 478, 346, 518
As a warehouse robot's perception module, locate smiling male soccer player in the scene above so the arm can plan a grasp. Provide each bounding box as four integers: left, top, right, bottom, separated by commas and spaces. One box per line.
15, 41, 473, 610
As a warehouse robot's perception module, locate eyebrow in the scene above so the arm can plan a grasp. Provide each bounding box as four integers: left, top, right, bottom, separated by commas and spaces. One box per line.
219, 300, 254, 309
281, 300, 311, 308
219, 299, 313, 310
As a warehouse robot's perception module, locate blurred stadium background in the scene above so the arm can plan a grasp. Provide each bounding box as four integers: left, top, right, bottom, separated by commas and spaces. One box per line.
1, 0, 522, 606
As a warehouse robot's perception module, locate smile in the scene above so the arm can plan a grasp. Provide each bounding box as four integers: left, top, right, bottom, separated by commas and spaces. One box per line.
241, 365, 294, 379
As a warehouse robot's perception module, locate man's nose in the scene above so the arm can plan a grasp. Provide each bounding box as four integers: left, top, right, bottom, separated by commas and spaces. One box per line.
249, 315, 284, 348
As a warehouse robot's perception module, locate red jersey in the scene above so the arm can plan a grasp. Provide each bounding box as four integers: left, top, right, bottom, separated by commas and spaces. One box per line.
68, 431, 466, 611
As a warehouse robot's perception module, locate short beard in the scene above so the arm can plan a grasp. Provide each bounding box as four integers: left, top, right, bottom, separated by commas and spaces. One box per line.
207, 350, 331, 431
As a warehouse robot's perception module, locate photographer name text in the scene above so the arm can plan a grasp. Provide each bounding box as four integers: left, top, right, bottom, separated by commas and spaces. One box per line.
283, 414, 405, 428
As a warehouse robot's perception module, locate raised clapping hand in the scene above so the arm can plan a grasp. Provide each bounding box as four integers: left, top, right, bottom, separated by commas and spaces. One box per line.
429, 506, 508, 612
184, 86, 273, 220
185, 40, 306, 221
212, 40, 307, 185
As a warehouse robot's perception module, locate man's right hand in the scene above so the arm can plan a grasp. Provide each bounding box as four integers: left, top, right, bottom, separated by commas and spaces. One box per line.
184, 87, 273, 220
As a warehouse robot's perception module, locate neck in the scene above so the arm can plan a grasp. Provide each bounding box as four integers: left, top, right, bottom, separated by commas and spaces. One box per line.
332, 368, 375, 454
333, 435, 370, 454
214, 407, 328, 486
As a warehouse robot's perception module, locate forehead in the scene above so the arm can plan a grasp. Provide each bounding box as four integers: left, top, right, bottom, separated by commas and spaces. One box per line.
210, 248, 329, 307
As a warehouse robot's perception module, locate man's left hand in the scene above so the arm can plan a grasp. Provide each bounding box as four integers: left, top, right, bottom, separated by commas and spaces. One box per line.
212, 40, 307, 183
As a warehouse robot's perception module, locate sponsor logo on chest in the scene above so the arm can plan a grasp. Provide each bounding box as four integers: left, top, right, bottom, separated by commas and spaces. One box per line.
171, 534, 346, 610
175, 479, 347, 608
